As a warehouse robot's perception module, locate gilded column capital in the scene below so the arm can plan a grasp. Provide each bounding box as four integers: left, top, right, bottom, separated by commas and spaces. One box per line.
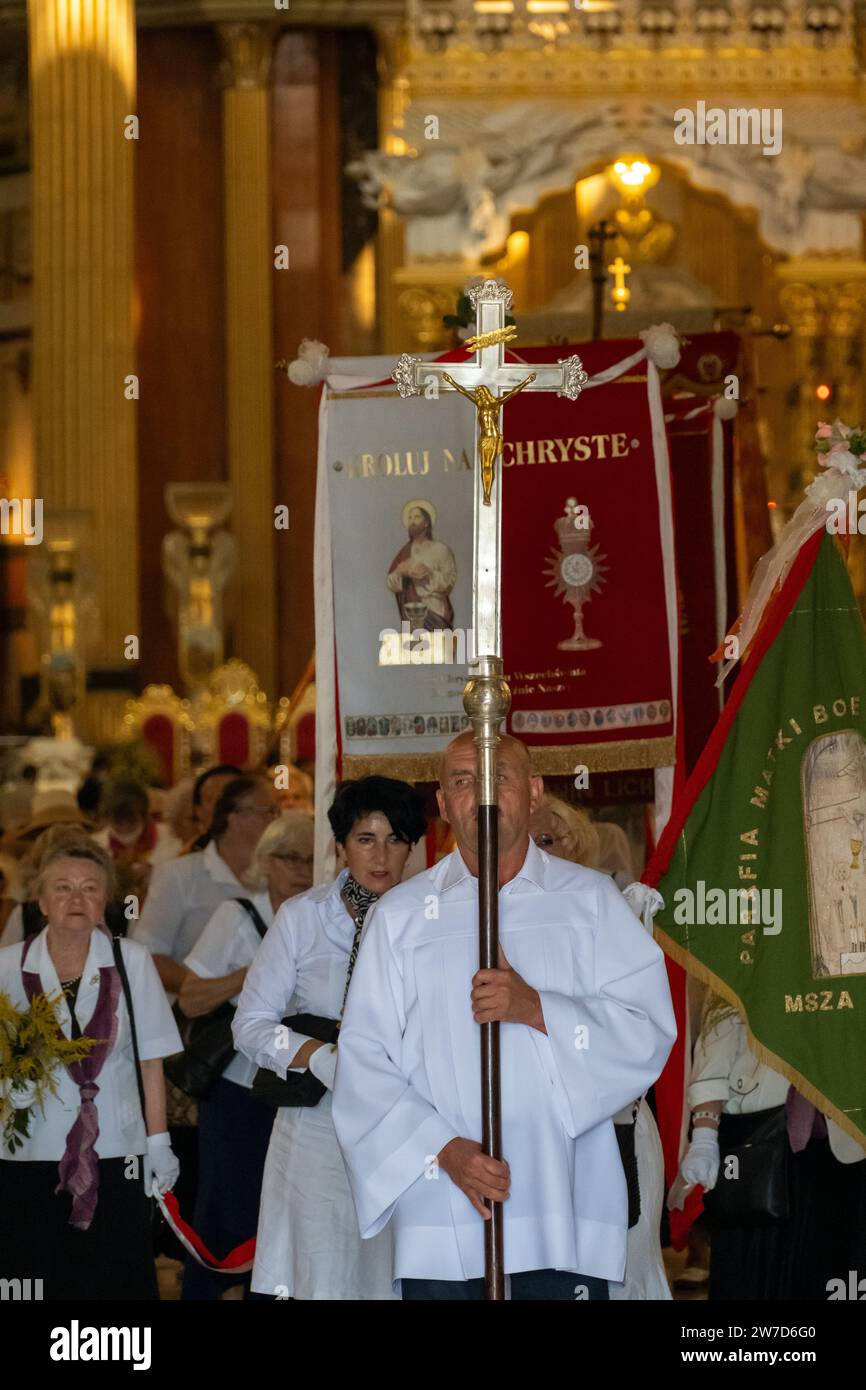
777, 281, 825, 337
218, 21, 276, 90
827, 282, 866, 339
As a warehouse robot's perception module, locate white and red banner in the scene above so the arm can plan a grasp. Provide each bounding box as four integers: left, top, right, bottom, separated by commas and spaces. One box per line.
315, 339, 679, 813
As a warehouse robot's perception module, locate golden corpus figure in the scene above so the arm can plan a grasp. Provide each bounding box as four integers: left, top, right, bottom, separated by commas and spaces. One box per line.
441, 372, 537, 505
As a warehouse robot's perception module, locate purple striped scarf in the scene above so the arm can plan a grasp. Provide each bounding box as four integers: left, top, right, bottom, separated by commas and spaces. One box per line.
21, 929, 120, 1230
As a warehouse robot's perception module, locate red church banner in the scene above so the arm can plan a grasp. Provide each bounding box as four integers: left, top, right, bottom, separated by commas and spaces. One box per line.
665, 392, 738, 773
501, 341, 676, 774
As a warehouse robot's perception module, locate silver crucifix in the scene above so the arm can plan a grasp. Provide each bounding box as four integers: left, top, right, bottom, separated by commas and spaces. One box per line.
394, 278, 587, 659
392, 278, 587, 1299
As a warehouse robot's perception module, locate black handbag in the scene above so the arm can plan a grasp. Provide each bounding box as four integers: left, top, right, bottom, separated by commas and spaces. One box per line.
251, 1013, 340, 1109
164, 1000, 237, 1101
163, 898, 269, 1102
614, 1113, 641, 1230
702, 1104, 791, 1228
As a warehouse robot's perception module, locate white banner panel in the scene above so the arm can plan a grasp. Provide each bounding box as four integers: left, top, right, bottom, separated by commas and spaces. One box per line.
326, 382, 476, 763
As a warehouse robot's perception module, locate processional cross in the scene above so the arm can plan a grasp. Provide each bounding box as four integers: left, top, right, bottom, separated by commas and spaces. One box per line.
394, 279, 588, 1299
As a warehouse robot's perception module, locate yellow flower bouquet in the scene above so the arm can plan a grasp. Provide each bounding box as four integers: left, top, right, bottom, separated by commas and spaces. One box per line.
0, 989, 97, 1152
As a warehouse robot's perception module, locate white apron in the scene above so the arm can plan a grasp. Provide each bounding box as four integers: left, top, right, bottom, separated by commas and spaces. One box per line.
252, 1092, 396, 1300
233, 874, 398, 1300
608, 1099, 672, 1301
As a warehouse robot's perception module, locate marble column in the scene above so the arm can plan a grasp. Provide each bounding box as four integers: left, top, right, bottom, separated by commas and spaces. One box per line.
27, 0, 139, 710
219, 22, 277, 698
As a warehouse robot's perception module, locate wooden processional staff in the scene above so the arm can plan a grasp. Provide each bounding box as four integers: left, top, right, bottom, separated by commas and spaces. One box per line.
394, 279, 587, 1298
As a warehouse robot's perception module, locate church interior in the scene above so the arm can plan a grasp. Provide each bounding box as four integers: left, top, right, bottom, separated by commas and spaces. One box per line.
2, 0, 865, 747
0, 0, 865, 1319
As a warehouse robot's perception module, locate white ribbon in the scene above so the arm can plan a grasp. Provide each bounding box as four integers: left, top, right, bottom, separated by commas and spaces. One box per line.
291, 333, 675, 396
622, 881, 665, 933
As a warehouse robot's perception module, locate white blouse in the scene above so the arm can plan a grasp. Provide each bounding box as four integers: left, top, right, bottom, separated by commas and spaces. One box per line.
183, 890, 275, 1088
131, 840, 247, 966
689, 1012, 865, 1164
0, 927, 180, 1161
233, 872, 355, 1100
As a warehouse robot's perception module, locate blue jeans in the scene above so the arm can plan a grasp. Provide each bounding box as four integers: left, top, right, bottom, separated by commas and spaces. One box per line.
401, 1269, 609, 1301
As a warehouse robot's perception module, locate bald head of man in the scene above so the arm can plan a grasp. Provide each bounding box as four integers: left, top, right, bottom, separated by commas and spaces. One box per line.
436, 730, 543, 882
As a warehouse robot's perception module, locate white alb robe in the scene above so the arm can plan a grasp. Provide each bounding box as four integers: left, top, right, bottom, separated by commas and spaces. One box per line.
332, 839, 676, 1285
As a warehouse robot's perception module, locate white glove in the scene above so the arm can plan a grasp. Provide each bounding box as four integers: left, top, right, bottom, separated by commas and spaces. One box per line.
679, 1127, 720, 1192
144, 1131, 180, 1197
307, 1040, 338, 1091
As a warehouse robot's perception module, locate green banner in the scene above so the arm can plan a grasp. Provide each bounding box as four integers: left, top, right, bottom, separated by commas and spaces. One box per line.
651, 533, 866, 1144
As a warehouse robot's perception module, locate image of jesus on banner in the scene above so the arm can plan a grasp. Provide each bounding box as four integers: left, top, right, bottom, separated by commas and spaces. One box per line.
386, 499, 457, 631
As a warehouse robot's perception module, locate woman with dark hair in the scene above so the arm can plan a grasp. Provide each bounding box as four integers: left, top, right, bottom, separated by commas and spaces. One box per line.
188, 764, 244, 851
233, 774, 426, 1300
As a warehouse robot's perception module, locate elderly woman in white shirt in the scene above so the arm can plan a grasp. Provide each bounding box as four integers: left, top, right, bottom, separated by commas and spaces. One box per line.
233, 775, 427, 1301
676, 996, 866, 1300
0, 841, 181, 1300
177, 810, 315, 1301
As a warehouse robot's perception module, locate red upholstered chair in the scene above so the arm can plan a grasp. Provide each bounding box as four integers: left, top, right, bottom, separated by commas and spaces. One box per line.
217, 709, 251, 766
122, 686, 194, 785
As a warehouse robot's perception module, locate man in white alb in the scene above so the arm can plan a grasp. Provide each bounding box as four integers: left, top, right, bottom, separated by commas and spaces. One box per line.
333, 732, 676, 1300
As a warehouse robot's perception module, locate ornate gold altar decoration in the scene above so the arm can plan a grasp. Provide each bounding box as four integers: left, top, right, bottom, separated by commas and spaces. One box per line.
544, 498, 608, 651
404, 1, 859, 94
776, 260, 866, 611
606, 157, 674, 268
121, 685, 195, 784
378, 1, 861, 354
608, 255, 631, 314
396, 283, 458, 350
27, 515, 96, 739
778, 264, 866, 487
163, 483, 237, 694
272, 652, 316, 767
192, 659, 272, 766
